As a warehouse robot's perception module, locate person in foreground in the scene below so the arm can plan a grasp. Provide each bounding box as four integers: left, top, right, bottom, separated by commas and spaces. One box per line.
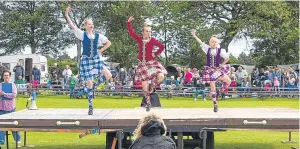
129, 112, 176, 149
0, 70, 21, 145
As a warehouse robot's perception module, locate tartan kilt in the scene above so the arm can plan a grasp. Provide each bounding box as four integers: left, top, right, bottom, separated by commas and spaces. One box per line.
135, 60, 167, 82
79, 55, 107, 81
201, 64, 231, 83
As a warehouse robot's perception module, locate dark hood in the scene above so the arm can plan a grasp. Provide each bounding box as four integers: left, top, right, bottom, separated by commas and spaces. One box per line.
141, 120, 165, 136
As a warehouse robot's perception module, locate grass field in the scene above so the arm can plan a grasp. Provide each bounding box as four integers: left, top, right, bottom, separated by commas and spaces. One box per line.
1, 95, 299, 149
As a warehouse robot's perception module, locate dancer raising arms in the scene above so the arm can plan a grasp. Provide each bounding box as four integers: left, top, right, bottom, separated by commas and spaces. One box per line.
191, 29, 231, 112
127, 16, 167, 111
65, 7, 112, 115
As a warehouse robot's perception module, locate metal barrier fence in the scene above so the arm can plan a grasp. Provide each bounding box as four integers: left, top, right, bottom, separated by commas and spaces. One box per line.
16, 83, 299, 99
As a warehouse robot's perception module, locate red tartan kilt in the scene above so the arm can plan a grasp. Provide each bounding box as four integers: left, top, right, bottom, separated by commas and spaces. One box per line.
201, 64, 231, 83
135, 60, 167, 81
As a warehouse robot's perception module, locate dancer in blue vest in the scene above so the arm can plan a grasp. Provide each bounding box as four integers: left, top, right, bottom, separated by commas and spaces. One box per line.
65, 7, 112, 115
192, 29, 231, 112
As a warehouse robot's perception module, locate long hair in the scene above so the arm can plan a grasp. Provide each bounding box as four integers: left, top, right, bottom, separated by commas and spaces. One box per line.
133, 112, 167, 139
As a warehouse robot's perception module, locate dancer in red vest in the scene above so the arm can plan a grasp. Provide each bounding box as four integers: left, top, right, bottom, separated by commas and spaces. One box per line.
127, 16, 167, 111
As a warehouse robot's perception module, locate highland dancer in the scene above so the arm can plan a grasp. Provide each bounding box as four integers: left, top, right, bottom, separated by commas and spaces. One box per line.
127, 16, 167, 111
191, 29, 231, 112
65, 7, 112, 115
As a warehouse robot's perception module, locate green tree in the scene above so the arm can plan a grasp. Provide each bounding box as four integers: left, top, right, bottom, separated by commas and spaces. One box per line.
238, 52, 254, 65
229, 53, 240, 64
0, 1, 68, 56
102, 1, 153, 68
56, 1, 111, 63
193, 1, 252, 52
248, 1, 299, 66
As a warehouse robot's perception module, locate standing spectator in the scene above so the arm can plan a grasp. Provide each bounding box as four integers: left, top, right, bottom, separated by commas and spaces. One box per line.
235, 66, 247, 87
31, 65, 41, 83
13, 63, 25, 82
118, 67, 127, 85
128, 66, 136, 81
176, 67, 183, 85
0, 63, 6, 82
259, 68, 265, 87
192, 68, 200, 87
273, 76, 280, 94
0, 70, 21, 145
127, 66, 136, 87
62, 65, 72, 87
268, 67, 274, 84
264, 71, 270, 85
69, 74, 77, 98
51, 63, 61, 84
251, 68, 259, 87
273, 67, 282, 86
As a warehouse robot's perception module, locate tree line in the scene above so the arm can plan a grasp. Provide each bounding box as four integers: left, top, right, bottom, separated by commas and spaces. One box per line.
0, 1, 298, 70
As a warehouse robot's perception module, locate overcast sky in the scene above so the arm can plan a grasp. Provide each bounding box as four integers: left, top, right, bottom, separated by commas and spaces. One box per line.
63, 37, 252, 58
22, 36, 252, 58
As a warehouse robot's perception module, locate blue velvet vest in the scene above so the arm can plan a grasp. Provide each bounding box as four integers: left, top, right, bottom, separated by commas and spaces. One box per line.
82, 32, 99, 57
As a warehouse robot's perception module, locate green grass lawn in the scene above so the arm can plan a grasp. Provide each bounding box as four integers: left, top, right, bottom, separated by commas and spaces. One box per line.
1, 95, 298, 149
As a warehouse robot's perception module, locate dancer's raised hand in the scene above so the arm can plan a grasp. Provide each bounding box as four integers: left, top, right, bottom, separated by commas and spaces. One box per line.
127, 16, 134, 22
191, 29, 196, 36
65, 7, 72, 16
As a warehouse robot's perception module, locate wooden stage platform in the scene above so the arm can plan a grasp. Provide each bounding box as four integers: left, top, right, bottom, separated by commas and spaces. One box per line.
0, 108, 298, 149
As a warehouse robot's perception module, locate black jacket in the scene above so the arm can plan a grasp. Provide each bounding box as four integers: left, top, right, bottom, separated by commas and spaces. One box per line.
129, 120, 176, 149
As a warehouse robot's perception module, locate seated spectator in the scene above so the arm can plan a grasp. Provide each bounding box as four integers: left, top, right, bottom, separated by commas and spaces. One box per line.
297, 77, 300, 90
288, 74, 296, 90
183, 68, 193, 86
129, 112, 176, 149
15, 75, 27, 93
166, 76, 178, 90
265, 81, 272, 91
108, 78, 116, 96
76, 79, 86, 99
240, 77, 249, 92
133, 81, 142, 89
192, 68, 200, 87
229, 76, 237, 91
194, 83, 206, 101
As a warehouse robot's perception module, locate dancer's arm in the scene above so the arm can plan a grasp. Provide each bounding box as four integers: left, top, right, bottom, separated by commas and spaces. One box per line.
65, 7, 78, 30
126, 16, 140, 41
191, 29, 209, 54
65, 7, 85, 41
98, 34, 111, 54
220, 49, 229, 67
99, 40, 111, 54
152, 39, 165, 57
191, 29, 204, 44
